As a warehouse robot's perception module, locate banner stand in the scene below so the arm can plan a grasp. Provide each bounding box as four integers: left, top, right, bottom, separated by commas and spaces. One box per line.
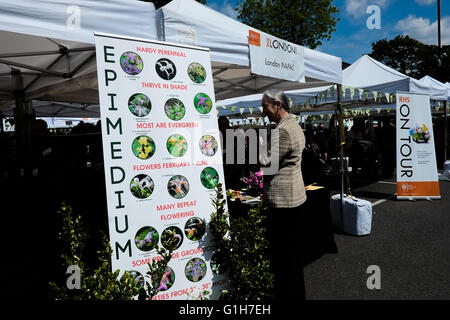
396, 91, 441, 200
95, 32, 229, 300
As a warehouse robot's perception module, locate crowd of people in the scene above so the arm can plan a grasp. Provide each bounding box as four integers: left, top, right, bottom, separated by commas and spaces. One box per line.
304, 114, 397, 179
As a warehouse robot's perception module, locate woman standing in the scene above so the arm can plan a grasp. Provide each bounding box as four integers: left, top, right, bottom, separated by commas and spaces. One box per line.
261, 89, 307, 303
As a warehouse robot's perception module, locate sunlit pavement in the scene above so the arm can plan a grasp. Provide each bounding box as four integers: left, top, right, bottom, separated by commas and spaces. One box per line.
304, 174, 450, 300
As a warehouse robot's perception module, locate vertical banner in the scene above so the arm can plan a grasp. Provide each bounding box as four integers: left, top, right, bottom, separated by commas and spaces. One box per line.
95, 33, 229, 299
396, 92, 440, 199
248, 29, 305, 82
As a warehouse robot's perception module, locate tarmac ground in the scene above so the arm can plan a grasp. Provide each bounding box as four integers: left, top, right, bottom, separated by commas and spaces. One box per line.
304, 173, 450, 300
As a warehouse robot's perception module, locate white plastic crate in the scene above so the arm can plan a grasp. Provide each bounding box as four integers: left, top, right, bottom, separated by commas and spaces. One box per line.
330, 194, 372, 236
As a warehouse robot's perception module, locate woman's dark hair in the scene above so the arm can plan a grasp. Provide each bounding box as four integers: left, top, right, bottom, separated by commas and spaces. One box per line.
262, 89, 291, 111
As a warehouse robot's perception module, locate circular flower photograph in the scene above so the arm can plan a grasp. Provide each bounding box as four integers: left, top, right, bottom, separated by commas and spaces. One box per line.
155, 58, 177, 80
166, 134, 188, 157
132, 136, 156, 160
161, 226, 184, 250
184, 217, 206, 241
185, 258, 207, 282
210, 251, 229, 275
129, 270, 145, 288
120, 51, 143, 75
128, 93, 151, 117
153, 267, 175, 292
167, 175, 190, 199
199, 135, 218, 157
193, 93, 212, 114
200, 167, 219, 189
164, 98, 185, 121
187, 62, 206, 83
130, 174, 154, 199
135, 226, 159, 252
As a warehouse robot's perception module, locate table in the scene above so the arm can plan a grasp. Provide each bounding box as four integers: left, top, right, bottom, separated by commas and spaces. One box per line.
301, 187, 338, 267
226, 186, 338, 267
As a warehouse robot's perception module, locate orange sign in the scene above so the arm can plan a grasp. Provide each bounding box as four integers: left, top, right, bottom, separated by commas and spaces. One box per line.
248, 30, 260, 47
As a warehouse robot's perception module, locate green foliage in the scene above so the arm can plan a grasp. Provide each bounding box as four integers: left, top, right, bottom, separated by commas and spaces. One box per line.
49, 202, 174, 300
139, 245, 174, 300
79, 235, 141, 300
369, 35, 450, 82
210, 184, 273, 300
236, 0, 340, 49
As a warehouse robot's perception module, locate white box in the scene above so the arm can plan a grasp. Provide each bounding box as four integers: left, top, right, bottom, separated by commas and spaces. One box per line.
444, 160, 450, 171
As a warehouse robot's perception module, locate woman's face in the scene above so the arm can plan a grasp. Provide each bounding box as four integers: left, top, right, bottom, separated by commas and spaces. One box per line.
262, 97, 280, 122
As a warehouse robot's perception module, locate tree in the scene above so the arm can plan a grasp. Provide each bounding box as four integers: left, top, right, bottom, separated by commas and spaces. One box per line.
369, 35, 450, 83
236, 0, 340, 49
140, 0, 206, 10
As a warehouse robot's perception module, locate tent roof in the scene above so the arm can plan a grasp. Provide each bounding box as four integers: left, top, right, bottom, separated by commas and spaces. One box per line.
216, 55, 449, 117
0, 0, 157, 112
418, 75, 449, 101
159, 0, 342, 101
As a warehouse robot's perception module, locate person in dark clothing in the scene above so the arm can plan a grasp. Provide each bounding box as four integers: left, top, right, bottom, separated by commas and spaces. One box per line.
380, 117, 396, 178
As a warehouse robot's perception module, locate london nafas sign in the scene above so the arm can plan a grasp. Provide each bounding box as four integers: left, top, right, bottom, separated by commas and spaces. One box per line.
248, 30, 305, 82
396, 92, 440, 200
95, 33, 229, 299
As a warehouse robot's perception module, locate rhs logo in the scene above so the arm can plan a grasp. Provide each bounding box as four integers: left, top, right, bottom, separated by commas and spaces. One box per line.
401, 183, 416, 192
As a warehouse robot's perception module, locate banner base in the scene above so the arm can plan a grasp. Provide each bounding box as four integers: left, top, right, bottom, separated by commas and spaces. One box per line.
397, 196, 441, 200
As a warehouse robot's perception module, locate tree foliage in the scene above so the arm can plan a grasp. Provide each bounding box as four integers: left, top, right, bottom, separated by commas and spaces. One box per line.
369, 35, 450, 83
236, 0, 340, 49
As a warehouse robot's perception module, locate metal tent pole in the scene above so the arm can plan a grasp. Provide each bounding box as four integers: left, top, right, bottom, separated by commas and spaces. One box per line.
445, 100, 448, 162
12, 69, 33, 177
0, 112, 4, 133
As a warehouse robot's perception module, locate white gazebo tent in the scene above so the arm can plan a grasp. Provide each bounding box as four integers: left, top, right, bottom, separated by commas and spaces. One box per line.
157, 0, 342, 102
417, 75, 449, 162
0, 0, 158, 170
343, 55, 447, 100
417, 75, 449, 101
216, 54, 449, 117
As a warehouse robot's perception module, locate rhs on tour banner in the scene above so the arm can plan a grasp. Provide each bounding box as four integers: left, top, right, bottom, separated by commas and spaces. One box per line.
94, 33, 229, 299
396, 92, 440, 199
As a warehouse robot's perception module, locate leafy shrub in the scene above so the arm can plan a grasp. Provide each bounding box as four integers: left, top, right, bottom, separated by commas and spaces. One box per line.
49, 202, 173, 300
210, 184, 274, 300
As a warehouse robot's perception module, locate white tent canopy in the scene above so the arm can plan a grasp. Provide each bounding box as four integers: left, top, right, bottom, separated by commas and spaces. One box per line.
158, 0, 342, 101
216, 54, 448, 116
343, 55, 447, 100
418, 76, 449, 101
0, 0, 157, 112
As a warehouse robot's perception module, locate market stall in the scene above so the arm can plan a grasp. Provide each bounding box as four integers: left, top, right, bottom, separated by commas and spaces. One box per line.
0, 0, 346, 300
217, 55, 448, 117
0, 0, 157, 108
157, 0, 342, 101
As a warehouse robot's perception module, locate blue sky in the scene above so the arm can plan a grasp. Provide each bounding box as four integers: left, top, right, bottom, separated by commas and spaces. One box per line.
206, 0, 450, 64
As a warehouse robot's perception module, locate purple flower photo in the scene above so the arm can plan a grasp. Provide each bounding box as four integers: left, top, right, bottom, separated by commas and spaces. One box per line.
120, 51, 143, 75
